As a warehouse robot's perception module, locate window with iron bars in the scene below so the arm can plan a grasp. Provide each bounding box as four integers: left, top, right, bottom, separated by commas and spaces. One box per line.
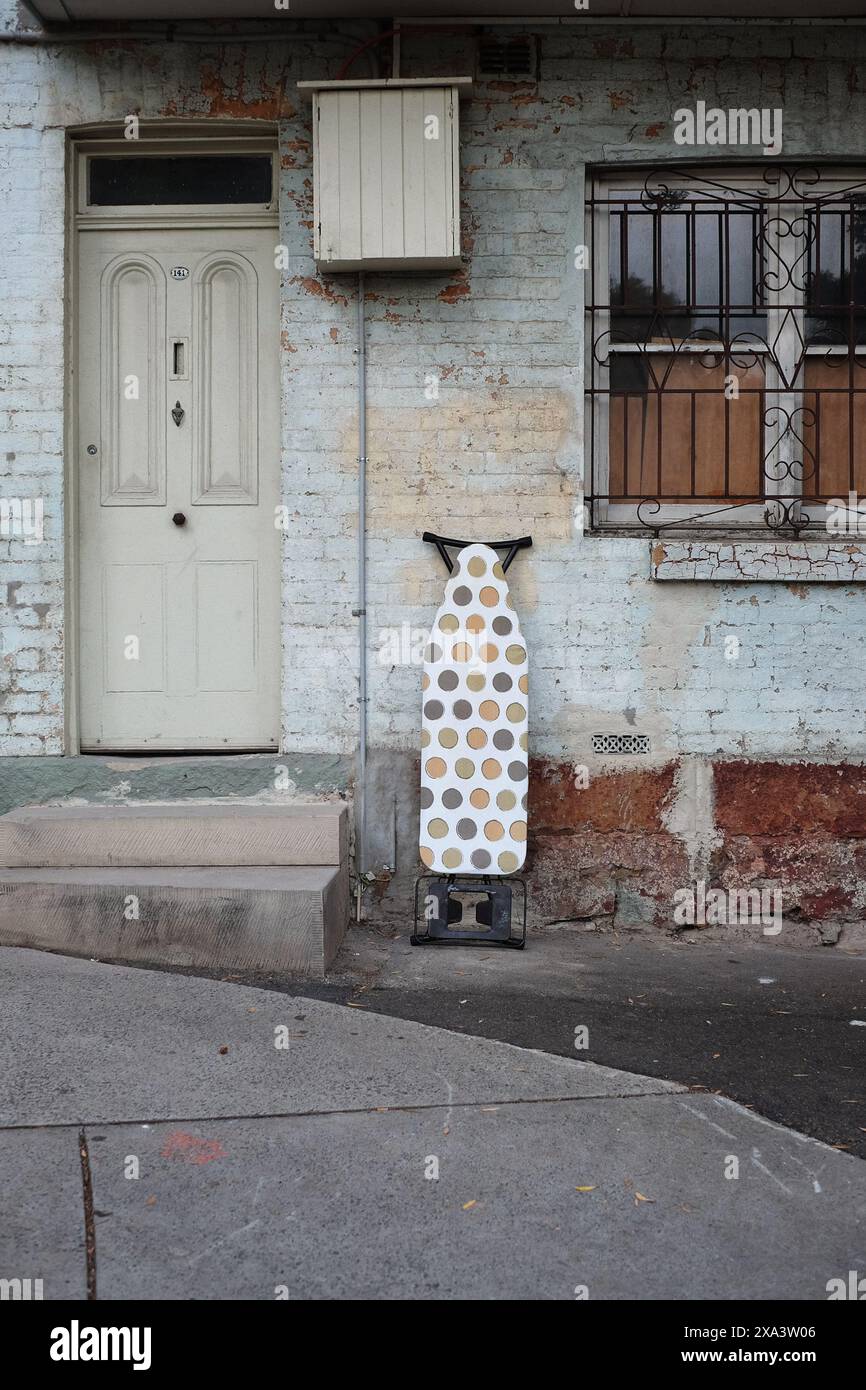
585, 166, 866, 535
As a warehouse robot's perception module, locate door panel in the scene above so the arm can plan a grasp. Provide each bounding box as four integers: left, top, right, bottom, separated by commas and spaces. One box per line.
103, 565, 165, 693
78, 225, 280, 750
100, 254, 166, 505
195, 561, 257, 693
193, 253, 259, 504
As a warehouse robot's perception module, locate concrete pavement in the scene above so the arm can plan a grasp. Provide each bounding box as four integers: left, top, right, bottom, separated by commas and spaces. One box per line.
1, 946, 865, 1299
220, 926, 866, 1158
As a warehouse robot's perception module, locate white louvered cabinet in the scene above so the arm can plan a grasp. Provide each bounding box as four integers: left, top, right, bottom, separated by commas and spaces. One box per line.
298, 78, 470, 272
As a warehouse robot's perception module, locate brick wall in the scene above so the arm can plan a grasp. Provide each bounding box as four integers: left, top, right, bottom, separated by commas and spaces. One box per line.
2, 14, 866, 936
0, 0, 64, 751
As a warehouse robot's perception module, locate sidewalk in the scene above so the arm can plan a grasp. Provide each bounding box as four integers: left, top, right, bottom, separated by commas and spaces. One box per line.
1, 946, 864, 1300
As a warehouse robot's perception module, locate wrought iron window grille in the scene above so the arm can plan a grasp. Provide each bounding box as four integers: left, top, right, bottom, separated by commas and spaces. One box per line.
585, 165, 866, 536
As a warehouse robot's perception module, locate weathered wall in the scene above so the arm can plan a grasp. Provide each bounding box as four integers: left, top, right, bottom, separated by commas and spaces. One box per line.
2, 12, 866, 941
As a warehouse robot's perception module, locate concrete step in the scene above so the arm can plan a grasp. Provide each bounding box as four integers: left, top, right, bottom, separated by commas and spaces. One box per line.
0, 802, 347, 869
0, 866, 349, 977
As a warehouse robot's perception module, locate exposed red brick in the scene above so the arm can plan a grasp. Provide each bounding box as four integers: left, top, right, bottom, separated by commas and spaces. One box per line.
438, 282, 470, 304
798, 885, 854, 919
531, 758, 677, 834
719, 835, 859, 922
194, 61, 295, 120
528, 830, 688, 926
281, 140, 311, 168
713, 762, 866, 836
289, 276, 349, 308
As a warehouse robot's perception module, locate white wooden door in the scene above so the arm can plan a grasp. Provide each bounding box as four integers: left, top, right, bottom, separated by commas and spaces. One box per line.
77, 226, 280, 750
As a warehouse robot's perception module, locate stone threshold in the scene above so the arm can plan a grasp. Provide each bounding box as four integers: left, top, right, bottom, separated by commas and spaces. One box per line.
0, 752, 352, 817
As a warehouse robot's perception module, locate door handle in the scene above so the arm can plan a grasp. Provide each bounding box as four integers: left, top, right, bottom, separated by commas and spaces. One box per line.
171, 401, 185, 427
172, 512, 187, 527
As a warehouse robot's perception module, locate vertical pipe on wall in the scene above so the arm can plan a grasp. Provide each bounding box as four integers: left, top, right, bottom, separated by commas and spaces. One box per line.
356, 271, 368, 917
392, 24, 401, 79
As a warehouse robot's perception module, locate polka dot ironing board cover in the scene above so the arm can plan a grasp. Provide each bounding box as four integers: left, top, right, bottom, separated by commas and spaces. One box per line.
419, 542, 528, 876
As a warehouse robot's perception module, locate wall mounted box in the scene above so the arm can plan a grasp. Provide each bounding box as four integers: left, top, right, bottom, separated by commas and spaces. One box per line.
298, 78, 471, 273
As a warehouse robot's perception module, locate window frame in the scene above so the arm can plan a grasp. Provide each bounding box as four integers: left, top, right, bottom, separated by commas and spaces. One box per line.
585, 163, 866, 537
74, 130, 279, 228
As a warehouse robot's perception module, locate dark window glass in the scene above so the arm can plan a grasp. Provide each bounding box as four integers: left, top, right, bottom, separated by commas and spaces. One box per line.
609, 192, 764, 343
88, 155, 272, 206
807, 201, 866, 345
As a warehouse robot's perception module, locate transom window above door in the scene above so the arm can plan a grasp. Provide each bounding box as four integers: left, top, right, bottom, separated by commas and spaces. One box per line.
88, 154, 273, 206
74, 133, 279, 223
585, 166, 866, 535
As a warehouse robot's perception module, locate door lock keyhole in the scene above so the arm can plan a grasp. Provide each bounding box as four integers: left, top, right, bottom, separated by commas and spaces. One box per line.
171, 401, 185, 427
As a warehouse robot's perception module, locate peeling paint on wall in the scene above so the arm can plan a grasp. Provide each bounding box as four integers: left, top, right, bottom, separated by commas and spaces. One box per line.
3, 17, 866, 936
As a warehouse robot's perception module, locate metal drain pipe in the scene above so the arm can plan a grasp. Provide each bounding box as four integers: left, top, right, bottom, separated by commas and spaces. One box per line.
355, 272, 368, 918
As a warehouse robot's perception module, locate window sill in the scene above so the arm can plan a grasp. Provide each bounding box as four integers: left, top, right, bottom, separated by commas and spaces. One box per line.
650, 540, 866, 583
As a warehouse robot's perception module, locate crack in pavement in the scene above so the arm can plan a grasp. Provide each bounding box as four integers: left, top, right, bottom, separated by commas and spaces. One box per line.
0, 1084, 685, 1134
77, 1127, 97, 1300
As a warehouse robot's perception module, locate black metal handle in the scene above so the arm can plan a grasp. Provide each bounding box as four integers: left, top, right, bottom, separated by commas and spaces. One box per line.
172, 512, 186, 527
421, 531, 532, 574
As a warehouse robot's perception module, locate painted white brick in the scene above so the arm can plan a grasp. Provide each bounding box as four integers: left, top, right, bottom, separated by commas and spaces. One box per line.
0, 20, 864, 772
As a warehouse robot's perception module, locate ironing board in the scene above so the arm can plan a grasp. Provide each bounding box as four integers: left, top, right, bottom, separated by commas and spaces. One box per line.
413, 532, 531, 947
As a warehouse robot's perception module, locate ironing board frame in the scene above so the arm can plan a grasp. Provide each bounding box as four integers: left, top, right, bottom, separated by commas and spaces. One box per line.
421, 531, 532, 574
411, 874, 527, 949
